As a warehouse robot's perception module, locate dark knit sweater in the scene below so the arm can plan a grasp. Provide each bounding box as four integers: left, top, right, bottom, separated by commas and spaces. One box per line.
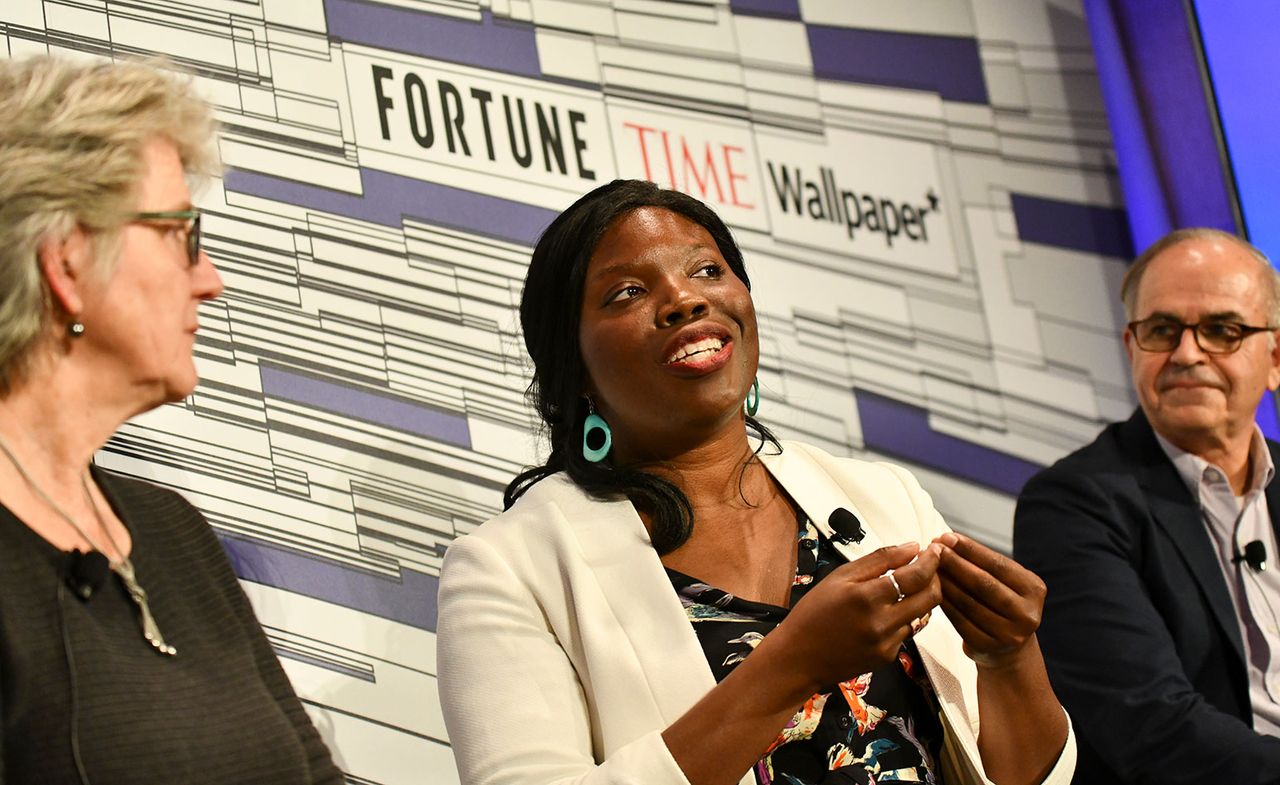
0, 466, 343, 784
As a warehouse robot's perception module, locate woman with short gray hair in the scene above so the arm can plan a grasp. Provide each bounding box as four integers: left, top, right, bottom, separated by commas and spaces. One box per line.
0, 56, 341, 784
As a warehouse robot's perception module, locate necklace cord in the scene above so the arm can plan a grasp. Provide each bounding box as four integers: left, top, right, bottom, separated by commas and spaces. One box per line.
0, 434, 176, 656
0, 435, 118, 562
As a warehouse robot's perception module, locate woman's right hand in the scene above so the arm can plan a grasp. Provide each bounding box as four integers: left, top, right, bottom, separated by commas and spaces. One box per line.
772, 542, 943, 692
663, 542, 943, 785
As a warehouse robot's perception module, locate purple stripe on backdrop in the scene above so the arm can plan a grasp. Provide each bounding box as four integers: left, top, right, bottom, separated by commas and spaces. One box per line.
729, 0, 801, 20
1081, 0, 1172, 250
1010, 193, 1133, 259
856, 389, 1043, 496
324, 0, 541, 78
806, 26, 988, 104
261, 363, 472, 449
1258, 391, 1280, 442
224, 167, 557, 246
220, 532, 440, 632
1104, 0, 1235, 244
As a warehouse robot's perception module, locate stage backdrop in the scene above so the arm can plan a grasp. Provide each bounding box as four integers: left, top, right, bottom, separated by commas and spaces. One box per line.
2, 1, 1132, 781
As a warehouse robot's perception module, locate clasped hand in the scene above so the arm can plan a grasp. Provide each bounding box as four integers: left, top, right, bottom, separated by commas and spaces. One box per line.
777, 533, 1046, 690
933, 531, 1047, 671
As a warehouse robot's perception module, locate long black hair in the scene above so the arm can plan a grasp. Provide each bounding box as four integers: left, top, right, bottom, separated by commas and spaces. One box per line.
504, 179, 779, 554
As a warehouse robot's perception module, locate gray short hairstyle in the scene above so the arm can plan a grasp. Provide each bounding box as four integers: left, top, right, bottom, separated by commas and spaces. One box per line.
1120, 227, 1280, 325
0, 56, 219, 393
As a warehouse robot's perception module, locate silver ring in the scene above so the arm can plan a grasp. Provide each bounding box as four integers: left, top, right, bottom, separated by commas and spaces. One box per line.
883, 569, 905, 602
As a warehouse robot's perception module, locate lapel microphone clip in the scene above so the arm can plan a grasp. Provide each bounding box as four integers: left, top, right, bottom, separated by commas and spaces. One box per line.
1234, 540, 1268, 573
65, 549, 110, 601
828, 508, 865, 544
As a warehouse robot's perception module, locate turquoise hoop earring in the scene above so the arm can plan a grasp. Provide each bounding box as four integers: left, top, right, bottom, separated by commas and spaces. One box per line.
582, 400, 612, 463
745, 377, 760, 417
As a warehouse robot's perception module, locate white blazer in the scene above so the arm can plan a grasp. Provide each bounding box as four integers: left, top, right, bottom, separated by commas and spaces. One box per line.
438, 441, 1076, 785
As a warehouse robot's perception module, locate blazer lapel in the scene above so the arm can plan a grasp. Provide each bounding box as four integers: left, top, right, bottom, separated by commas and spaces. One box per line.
760, 445, 886, 560
551, 478, 719, 721
549, 479, 759, 785
1266, 439, 1280, 546
1126, 414, 1247, 668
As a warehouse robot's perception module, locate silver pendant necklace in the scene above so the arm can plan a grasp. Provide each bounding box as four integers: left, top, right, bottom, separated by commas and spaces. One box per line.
0, 434, 177, 656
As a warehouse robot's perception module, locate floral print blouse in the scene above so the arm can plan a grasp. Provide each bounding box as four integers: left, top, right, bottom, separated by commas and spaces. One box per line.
665, 518, 945, 784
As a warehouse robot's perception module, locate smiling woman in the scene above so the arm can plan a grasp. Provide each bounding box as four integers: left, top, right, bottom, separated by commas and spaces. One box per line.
504, 180, 774, 554
0, 56, 341, 784
438, 180, 1078, 785
578, 207, 759, 469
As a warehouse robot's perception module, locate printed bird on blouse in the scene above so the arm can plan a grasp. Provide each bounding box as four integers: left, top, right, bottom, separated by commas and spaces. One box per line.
723, 631, 765, 667
764, 692, 830, 755
839, 673, 887, 734
828, 738, 900, 774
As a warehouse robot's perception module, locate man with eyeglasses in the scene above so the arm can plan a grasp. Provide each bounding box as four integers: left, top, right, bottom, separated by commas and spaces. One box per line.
1015, 228, 1280, 784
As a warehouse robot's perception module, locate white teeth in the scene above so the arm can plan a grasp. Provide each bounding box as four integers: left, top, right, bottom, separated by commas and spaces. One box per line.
667, 337, 725, 363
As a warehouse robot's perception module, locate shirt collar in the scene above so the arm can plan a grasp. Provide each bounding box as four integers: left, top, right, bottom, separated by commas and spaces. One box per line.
1155, 424, 1276, 499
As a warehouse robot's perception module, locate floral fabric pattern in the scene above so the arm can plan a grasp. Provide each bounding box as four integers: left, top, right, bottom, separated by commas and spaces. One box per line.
666, 519, 945, 785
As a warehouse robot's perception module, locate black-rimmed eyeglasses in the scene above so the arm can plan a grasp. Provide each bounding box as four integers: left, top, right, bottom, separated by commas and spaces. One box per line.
1128, 316, 1277, 355
128, 209, 202, 267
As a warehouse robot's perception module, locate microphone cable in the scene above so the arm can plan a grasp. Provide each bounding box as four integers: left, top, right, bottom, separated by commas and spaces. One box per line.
1230, 515, 1280, 679
56, 554, 94, 785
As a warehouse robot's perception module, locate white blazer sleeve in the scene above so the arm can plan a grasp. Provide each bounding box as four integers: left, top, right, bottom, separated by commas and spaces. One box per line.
438, 532, 693, 785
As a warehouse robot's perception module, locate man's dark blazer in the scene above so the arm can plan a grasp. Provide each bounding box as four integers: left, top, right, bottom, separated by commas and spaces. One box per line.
1014, 408, 1280, 784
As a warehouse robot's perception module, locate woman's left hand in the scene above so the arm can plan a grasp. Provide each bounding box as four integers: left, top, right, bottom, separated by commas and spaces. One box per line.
932, 531, 1047, 670
933, 532, 1068, 784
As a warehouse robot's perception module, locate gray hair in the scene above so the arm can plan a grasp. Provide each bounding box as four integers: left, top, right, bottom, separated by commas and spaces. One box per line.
1120, 227, 1280, 325
0, 55, 219, 394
